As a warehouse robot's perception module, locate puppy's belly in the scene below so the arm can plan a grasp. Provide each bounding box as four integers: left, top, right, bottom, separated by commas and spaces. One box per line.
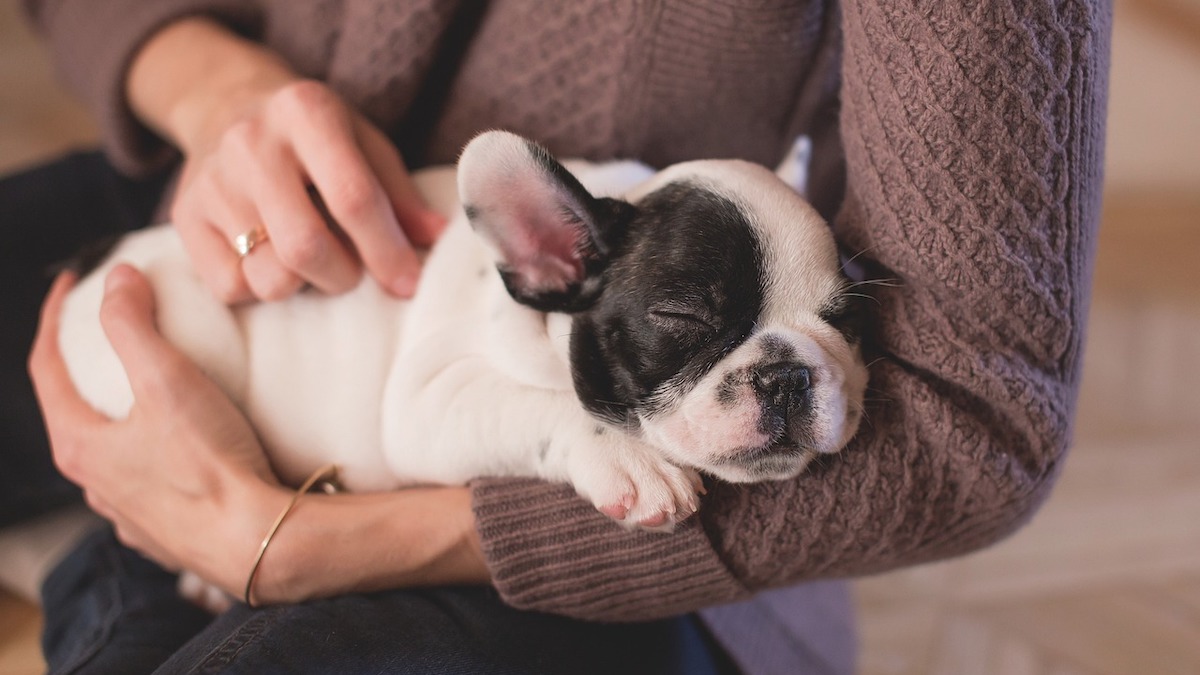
236, 280, 409, 491
58, 225, 409, 493
59, 227, 247, 420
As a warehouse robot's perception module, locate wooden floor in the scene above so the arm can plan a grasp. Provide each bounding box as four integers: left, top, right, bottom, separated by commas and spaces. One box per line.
855, 193, 1200, 674
852, 0, 1200, 669
2, 0, 1198, 673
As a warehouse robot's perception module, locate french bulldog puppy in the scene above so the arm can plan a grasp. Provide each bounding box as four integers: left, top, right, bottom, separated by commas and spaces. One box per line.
58, 131, 868, 536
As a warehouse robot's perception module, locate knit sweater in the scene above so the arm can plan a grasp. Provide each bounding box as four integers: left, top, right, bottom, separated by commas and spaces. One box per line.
26, 0, 1110, 665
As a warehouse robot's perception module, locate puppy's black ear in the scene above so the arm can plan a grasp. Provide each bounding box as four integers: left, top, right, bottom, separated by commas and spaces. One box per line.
457, 131, 634, 312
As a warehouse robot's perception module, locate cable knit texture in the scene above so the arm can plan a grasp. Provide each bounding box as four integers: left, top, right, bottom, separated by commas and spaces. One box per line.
26, 0, 1109, 635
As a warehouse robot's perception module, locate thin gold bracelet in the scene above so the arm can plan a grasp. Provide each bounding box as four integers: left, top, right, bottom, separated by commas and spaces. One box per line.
244, 463, 340, 608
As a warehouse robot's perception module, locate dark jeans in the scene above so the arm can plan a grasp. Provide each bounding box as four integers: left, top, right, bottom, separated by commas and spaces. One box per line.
2, 152, 740, 675
44, 528, 737, 675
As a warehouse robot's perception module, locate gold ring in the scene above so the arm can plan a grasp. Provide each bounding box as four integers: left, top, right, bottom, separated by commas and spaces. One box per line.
233, 228, 268, 258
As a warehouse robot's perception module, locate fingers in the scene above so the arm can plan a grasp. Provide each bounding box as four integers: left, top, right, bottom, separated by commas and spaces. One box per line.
183, 219, 256, 304
286, 85, 422, 296
204, 167, 308, 300
171, 168, 253, 304
83, 490, 116, 522
28, 273, 112, 482
241, 148, 360, 295
97, 265, 197, 402
356, 118, 447, 248
28, 273, 109, 429
176, 127, 345, 301
174, 79, 442, 302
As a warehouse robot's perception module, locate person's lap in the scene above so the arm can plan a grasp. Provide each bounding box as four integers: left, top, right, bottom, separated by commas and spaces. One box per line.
44, 528, 735, 675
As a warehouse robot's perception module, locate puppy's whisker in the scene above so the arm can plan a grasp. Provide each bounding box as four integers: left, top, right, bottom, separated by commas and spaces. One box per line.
846, 278, 900, 289
852, 400, 874, 427
841, 291, 880, 306
839, 245, 878, 270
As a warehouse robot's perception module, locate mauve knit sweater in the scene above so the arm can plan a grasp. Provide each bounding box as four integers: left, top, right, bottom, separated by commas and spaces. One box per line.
26, 0, 1109, 658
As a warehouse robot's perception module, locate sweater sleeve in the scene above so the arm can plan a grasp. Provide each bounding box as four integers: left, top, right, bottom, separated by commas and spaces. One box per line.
470, 0, 1111, 621
22, 0, 264, 176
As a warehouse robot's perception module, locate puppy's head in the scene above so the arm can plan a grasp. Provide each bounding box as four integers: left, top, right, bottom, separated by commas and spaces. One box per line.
459, 131, 868, 483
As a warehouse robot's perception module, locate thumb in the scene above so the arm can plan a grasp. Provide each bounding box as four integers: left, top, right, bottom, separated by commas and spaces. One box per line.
98, 265, 187, 395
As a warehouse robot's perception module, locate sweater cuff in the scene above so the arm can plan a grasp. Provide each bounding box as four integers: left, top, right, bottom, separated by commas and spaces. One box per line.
470, 477, 747, 622
34, 0, 263, 177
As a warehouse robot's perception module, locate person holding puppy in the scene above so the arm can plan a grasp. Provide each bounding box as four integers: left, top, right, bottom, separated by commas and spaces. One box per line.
12, 1, 1110, 673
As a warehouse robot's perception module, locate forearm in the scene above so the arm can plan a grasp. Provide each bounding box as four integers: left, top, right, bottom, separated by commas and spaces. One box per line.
23, 0, 265, 175
247, 485, 490, 605
126, 16, 296, 155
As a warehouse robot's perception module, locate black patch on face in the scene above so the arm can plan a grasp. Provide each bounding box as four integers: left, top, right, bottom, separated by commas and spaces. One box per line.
570, 181, 766, 424
716, 370, 742, 407
759, 335, 796, 362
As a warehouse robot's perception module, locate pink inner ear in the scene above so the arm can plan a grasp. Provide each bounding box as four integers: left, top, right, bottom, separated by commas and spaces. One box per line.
460, 133, 595, 295
483, 178, 590, 292
503, 206, 586, 292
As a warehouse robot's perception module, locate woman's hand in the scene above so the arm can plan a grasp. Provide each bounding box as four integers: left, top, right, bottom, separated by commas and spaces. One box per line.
29, 267, 489, 602
128, 18, 446, 303
29, 267, 288, 593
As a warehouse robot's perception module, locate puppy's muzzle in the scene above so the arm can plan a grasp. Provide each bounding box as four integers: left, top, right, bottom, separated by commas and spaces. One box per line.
752, 362, 813, 445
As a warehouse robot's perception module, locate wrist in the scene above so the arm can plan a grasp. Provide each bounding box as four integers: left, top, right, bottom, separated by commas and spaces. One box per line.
219, 471, 293, 597
127, 16, 298, 155
249, 486, 490, 605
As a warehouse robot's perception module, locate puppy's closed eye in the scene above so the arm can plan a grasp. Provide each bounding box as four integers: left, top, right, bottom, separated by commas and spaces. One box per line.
819, 293, 868, 344
648, 299, 718, 336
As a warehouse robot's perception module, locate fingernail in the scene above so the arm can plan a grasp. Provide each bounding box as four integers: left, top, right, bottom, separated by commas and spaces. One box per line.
104, 265, 134, 293
390, 273, 419, 298
425, 211, 449, 230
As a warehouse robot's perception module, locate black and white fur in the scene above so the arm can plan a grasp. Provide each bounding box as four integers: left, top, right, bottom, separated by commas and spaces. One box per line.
58, 131, 867, 536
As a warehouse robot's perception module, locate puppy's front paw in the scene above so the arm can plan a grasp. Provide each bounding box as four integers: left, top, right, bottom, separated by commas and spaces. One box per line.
569, 440, 704, 531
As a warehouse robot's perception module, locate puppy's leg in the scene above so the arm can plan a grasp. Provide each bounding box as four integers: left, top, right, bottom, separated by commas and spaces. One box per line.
558, 430, 703, 530
387, 365, 703, 529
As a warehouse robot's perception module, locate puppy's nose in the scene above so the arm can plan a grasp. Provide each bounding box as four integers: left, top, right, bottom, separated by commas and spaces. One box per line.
751, 362, 811, 422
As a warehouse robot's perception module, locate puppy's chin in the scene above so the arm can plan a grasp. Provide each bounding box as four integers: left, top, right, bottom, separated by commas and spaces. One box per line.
702, 449, 815, 484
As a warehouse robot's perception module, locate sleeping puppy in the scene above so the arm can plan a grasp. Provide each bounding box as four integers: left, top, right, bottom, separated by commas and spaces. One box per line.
57, 130, 868, 540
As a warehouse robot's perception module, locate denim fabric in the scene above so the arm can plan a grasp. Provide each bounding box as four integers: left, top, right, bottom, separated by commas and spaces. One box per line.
41, 529, 214, 675
43, 528, 740, 675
